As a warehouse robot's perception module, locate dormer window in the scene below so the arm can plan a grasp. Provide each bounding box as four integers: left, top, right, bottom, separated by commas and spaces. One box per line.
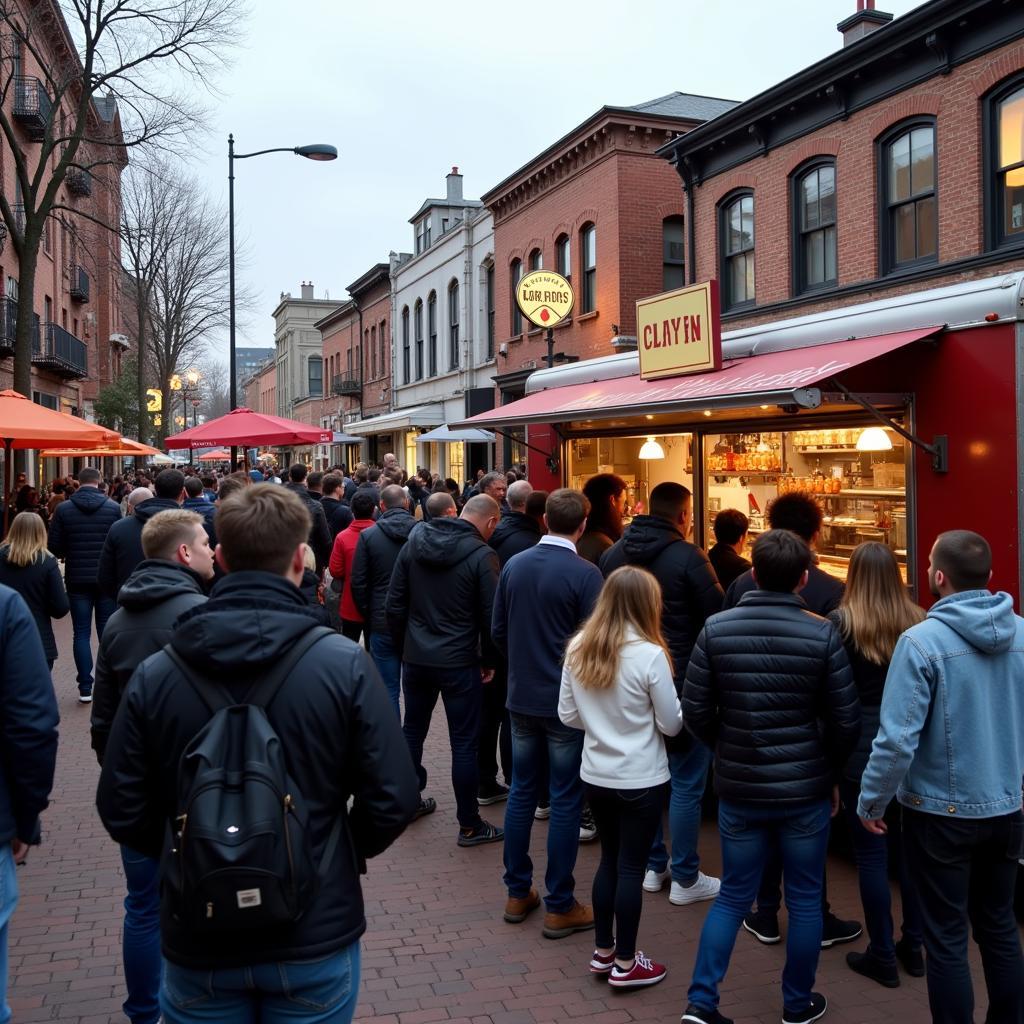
415, 217, 432, 255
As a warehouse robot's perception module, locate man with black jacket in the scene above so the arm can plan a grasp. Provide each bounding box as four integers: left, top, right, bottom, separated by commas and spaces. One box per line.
47, 466, 122, 701
600, 481, 723, 906
97, 469, 185, 603
182, 475, 217, 547
321, 472, 353, 540
680, 530, 860, 1024
97, 484, 418, 1024
284, 462, 333, 573
489, 480, 541, 565
350, 484, 415, 722
387, 493, 504, 847
91, 509, 213, 1024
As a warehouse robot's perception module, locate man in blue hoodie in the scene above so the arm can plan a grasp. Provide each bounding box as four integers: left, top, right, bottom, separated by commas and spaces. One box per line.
859, 530, 1024, 1024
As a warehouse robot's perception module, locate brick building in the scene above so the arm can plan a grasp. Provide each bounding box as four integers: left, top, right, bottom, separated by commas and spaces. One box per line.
242, 356, 276, 416
315, 297, 359, 469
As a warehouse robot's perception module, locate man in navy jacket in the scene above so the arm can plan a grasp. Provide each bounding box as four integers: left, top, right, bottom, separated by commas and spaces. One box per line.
492, 488, 603, 940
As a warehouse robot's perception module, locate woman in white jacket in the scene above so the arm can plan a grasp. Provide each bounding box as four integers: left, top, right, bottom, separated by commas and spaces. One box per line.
559, 565, 683, 990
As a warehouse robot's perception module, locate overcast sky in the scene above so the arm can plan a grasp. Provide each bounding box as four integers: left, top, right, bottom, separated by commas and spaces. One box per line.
187, 0, 923, 360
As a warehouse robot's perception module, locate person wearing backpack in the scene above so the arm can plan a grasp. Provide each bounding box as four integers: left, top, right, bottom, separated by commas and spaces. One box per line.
96, 484, 419, 1024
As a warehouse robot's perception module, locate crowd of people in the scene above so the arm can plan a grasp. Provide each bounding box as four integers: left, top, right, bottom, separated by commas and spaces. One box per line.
0, 454, 1021, 1024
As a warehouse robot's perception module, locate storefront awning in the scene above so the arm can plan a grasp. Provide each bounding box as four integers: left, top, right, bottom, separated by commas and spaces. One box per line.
332, 432, 364, 444
343, 405, 446, 437
416, 425, 496, 444
454, 328, 940, 428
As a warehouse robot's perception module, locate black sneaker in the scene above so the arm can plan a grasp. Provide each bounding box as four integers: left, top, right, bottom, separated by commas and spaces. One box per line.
78, 688, 93, 704
895, 937, 925, 977
821, 913, 862, 948
682, 1005, 734, 1024
579, 805, 598, 842
782, 992, 827, 1024
846, 950, 899, 988
457, 820, 504, 847
742, 910, 781, 945
413, 797, 436, 820
478, 781, 510, 806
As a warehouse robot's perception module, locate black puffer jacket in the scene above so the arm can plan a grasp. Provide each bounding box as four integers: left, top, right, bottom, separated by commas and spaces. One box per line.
386, 517, 499, 668
182, 497, 217, 547
96, 571, 419, 969
90, 559, 208, 764
96, 497, 182, 600
321, 495, 353, 540
489, 510, 542, 566
0, 551, 69, 662
350, 508, 416, 634
283, 482, 333, 573
47, 486, 121, 592
682, 591, 861, 805
725, 563, 844, 616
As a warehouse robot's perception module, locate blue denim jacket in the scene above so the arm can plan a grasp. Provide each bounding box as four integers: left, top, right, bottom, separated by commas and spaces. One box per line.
858, 590, 1024, 820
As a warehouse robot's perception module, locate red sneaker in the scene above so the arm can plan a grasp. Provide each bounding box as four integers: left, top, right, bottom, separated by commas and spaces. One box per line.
607, 951, 667, 989
589, 949, 615, 975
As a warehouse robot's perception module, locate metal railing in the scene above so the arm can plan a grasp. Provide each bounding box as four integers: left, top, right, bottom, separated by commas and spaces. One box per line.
32, 321, 87, 378
69, 265, 89, 303
332, 371, 361, 396
0, 296, 15, 357
66, 168, 92, 197
13, 76, 52, 140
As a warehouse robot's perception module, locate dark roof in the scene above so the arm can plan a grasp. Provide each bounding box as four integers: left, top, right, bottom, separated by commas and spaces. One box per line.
347, 262, 390, 298
408, 198, 484, 224
616, 92, 739, 121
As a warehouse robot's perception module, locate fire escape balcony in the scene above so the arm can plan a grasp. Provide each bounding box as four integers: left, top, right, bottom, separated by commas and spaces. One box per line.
32, 321, 88, 379
69, 265, 89, 303
13, 76, 52, 141
332, 371, 361, 396
67, 168, 92, 197
0, 297, 15, 359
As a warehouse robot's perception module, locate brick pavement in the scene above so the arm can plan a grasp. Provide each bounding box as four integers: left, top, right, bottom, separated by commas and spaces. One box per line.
8, 614, 1015, 1023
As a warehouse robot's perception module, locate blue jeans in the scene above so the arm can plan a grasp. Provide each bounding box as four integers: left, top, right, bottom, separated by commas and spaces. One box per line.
688, 798, 831, 1016
0, 845, 16, 1024
368, 632, 401, 720
503, 714, 584, 913
161, 943, 360, 1023
69, 590, 116, 690
647, 741, 712, 885
402, 662, 482, 828
120, 846, 161, 1024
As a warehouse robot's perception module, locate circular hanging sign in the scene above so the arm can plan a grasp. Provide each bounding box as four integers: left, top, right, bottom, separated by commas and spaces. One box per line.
515, 270, 574, 329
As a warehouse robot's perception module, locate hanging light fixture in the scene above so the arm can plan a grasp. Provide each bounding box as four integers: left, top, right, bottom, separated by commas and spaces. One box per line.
856, 426, 894, 452
639, 436, 665, 460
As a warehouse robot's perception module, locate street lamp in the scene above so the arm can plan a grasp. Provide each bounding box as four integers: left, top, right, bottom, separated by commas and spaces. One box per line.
227, 135, 338, 449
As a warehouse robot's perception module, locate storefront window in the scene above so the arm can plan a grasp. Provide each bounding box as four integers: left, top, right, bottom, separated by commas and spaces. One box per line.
448, 441, 465, 484
404, 430, 419, 474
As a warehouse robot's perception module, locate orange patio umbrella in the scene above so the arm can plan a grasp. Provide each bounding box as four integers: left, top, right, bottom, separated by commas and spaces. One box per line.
196, 448, 231, 462
38, 437, 161, 458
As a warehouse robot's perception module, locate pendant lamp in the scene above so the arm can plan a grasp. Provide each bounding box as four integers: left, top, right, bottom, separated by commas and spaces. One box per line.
639, 436, 665, 460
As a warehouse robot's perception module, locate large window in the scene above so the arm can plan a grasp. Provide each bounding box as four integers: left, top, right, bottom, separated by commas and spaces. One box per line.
379, 321, 387, 380
580, 223, 596, 313
448, 280, 459, 370
721, 192, 755, 308
528, 248, 542, 272
415, 218, 431, 255
662, 216, 685, 291
988, 79, 1024, 248
881, 121, 936, 272
556, 234, 571, 283
370, 325, 377, 379
486, 264, 495, 359
414, 299, 424, 380
427, 291, 437, 376
510, 258, 523, 334
401, 306, 410, 384
308, 355, 323, 397
794, 162, 837, 292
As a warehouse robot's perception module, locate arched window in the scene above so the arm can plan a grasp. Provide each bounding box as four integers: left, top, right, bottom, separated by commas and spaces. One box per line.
793, 160, 837, 293
485, 263, 495, 359
662, 216, 685, 291
719, 192, 755, 309
510, 258, 523, 334
370, 324, 377, 379
307, 355, 323, 398
879, 119, 936, 272
379, 321, 387, 379
580, 224, 596, 313
985, 77, 1024, 249
401, 306, 410, 384
448, 279, 459, 370
427, 291, 437, 376
528, 248, 543, 271
556, 234, 571, 283
414, 299, 424, 380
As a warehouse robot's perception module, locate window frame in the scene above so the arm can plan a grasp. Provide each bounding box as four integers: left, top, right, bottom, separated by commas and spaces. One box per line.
427, 290, 437, 377
510, 258, 523, 335
414, 299, 424, 380
556, 234, 571, 283
401, 306, 410, 384
486, 263, 495, 359
718, 190, 756, 311
877, 117, 938, 276
448, 279, 459, 371
984, 74, 1024, 252
307, 354, 323, 398
580, 223, 596, 314
528, 248, 543, 272
661, 215, 686, 292
790, 158, 838, 296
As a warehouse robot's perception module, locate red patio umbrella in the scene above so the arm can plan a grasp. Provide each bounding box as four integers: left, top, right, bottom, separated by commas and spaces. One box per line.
165, 407, 332, 452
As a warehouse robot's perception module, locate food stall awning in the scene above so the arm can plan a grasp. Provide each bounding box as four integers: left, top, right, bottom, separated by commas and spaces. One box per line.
453, 328, 940, 428
416, 425, 496, 444
343, 405, 445, 436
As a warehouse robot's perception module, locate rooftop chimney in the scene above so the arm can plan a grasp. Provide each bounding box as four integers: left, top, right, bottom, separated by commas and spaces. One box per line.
837, 0, 892, 47
301, 281, 314, 300
446, 166, 463, 203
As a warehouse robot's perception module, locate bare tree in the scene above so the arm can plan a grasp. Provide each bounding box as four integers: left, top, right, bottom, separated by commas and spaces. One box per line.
0, 0, 242, 405
195, 353, 229, 420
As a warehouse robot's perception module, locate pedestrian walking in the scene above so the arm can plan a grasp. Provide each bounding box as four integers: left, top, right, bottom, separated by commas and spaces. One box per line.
680, 529, 860, 1024
0, 512, 69, 671
559, 565, 682, 987
577, 473, 627, 566
328, 491, 376, 644
386, 493, 504, 846
858, 530, 1024, 1024
826, 542, 925, 988
47, 466, 122, 702
601, 482, 723, 906
0, 582, 59, 1024
283, 463, 333, 573
494, 488, 603, 939
97, 484, 418, 1024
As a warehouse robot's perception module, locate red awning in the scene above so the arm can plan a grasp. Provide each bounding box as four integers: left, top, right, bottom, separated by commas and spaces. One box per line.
459, 328, 940, 427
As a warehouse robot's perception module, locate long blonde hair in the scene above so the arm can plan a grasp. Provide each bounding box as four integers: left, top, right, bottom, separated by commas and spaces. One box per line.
566, 566, 673, 690
835, 542, 924, 665
0, 511, 51, 568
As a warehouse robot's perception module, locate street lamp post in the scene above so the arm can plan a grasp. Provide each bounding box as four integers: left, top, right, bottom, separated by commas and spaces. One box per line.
228, 135, 337, 470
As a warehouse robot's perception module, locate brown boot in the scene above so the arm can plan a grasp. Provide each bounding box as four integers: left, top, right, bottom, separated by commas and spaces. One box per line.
504, 888, 541, 923
542, 900, 594, 939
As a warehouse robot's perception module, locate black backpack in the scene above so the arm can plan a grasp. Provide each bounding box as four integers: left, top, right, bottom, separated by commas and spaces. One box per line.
162, 626, 337, 932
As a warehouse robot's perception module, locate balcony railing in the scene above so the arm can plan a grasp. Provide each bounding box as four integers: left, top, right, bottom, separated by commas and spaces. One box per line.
332, 371, 361, 396
69, 265, 89, 303
66, 167, 92, 197
32, 321, 87, 379
0, 296, 15, 358
13, 76, 52, 141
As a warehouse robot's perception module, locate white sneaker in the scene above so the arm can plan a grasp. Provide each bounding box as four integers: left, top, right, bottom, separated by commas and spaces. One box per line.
534, 803, 550, 820
669, 872, 720, 906
642, 868, 670, 893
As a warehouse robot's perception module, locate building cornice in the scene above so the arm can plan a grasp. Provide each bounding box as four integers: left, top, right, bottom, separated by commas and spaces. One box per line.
314, 300, 357, 332
346, 263, 390, 299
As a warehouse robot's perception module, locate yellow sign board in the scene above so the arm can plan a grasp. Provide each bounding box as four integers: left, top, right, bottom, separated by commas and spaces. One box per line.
515, 270, 574, 329
636, 280, 722, 381
146, 388, 162, 412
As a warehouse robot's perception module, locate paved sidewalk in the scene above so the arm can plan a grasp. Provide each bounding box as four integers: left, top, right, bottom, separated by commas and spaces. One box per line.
7, 615, 1014, 1023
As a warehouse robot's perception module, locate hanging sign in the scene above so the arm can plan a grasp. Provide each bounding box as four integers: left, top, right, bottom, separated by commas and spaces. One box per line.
637, 280, 722, 381
515, 270, 574, 329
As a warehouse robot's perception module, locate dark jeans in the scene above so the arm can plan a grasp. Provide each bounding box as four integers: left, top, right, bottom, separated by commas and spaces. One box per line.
120, 846, 161, 1024
478, 661, 511, 787
754, 827, 832, 920
503, 714, 584, 913
903, 807, 1024, 1024
647, 741, 712, 885
839, 777, 922, 964
69, 590, 116, 690
368, 631, 401, 719
587, 781, 668, 960
402, 662, 483, 828
689, 798, 832, 1016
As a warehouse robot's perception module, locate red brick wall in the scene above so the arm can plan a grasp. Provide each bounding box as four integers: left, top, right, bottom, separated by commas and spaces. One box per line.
356, 279, 391, 418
